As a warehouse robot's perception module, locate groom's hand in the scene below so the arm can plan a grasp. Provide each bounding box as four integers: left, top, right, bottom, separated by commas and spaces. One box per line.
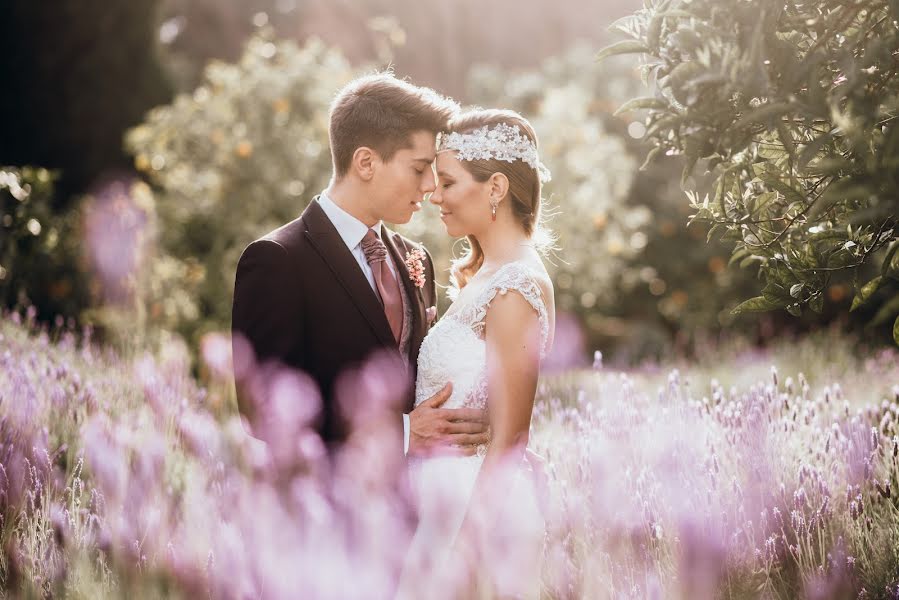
408, 383, 489, 457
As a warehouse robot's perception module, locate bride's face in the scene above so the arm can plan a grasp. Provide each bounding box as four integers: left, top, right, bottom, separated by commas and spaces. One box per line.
430, 152, 492, 238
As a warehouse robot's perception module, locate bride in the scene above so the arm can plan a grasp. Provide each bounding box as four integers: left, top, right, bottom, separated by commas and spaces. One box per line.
398, 109, 556, 599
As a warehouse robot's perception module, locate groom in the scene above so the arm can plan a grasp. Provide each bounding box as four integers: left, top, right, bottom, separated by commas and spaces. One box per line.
231, 73, 488, 458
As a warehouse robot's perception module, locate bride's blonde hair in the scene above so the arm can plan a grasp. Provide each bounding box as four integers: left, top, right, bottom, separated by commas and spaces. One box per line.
447, 109, 554, 290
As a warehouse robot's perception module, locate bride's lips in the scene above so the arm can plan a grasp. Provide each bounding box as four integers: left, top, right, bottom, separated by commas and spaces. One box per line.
440, 211, 451, 219
411, 201, 422, 211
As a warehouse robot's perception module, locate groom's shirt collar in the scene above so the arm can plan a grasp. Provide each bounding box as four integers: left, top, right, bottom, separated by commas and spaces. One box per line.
318, 191, 383, 250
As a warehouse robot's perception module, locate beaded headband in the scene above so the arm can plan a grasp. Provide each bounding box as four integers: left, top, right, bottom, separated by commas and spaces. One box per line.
437, 123, 552, 183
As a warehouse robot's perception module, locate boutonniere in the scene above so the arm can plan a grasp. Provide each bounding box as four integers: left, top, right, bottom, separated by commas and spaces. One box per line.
404, 247, 427, 289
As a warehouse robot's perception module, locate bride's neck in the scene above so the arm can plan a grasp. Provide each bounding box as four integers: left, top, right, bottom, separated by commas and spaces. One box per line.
476, 224, 532, 270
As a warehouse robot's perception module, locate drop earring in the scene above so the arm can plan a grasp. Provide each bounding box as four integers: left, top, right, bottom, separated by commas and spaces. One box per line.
490, 200, 497, 222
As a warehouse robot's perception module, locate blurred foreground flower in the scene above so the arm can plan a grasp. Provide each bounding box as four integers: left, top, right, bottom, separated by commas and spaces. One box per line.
82, 179, 155, 305
1, 312, 898, 597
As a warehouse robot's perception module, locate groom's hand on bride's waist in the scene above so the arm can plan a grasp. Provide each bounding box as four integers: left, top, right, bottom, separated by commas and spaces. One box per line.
408, 383, 489, 457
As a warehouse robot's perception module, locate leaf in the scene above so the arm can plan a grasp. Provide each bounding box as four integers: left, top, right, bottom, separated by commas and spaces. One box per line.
789, 283, 804, 298
707, 223, 725, 243
797, 132, 834, 171
720, 228, 743, 243
714, 173, 729, 217
805, 157, 852, 176
746, 191, 776, 218
596, 40, 652, 62
762, 281, 792, 303
776, 122, 796, 162
731, 296, 781, 315
613, 97, 668, 116
740, 255, 765, 269
826, 248, 856, 269
850, 275, 882, 311
608, 14, 640, 37
664, 62, 705, 102
882, 240, 899, 277
809, 229, 845, 243
728, 247, 751, 268
883, 119, 899, 158
639, 146, 663, 171
733, 102, 794, 130
682, 160, 697, 188
871, 294, 899, 327
671, 29, 704, 53
894, 314, 899, 347
809, 293, 824, 314
757, 143, 789, 161
646, 1, 670, 52
645, 115, 688, 140
807, 179, 870, 221
760, 171, 806, 206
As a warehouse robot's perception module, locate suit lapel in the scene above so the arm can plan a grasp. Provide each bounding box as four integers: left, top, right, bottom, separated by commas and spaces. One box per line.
383, 228, 426, 363
303, 199, 396, 348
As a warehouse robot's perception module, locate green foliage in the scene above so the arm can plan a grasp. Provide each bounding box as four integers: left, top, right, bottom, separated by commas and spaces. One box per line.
602, 0, 899, 344
125, 32, 355, 346
0, 167, 90, 320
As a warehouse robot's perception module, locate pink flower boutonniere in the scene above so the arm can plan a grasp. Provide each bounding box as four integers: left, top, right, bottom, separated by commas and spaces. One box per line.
404, 248, 427, 289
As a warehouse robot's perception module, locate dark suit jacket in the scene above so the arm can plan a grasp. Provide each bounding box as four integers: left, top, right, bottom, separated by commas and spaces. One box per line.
231, 197, 437, 449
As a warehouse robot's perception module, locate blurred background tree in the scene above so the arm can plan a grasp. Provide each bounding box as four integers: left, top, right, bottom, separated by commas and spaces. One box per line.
0, 0, 173, 325
124, 33, 353, 348
601, 0, 899, 344
0, 168, 91, 320
2, 0, 894, 364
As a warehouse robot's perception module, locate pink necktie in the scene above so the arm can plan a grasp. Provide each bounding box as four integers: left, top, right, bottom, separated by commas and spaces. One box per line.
361, 229, 404, 344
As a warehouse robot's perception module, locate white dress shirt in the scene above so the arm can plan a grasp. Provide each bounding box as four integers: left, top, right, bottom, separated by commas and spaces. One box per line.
317, 192, 411, 455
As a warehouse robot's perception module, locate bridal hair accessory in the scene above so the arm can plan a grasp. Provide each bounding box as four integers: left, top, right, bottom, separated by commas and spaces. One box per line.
404, 247, 427, 289
438, 123, 552, 183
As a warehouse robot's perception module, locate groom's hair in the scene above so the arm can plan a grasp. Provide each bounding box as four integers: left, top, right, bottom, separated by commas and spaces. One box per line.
329, 72, 458, 178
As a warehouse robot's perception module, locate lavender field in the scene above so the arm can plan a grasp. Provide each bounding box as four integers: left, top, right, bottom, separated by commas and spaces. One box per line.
3, 308, 898, 599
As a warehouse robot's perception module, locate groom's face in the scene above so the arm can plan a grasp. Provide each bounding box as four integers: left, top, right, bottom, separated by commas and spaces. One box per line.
370, 130, 438, 224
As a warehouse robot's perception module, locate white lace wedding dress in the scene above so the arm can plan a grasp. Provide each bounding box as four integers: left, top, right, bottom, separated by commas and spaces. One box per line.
397, 261, 550, 599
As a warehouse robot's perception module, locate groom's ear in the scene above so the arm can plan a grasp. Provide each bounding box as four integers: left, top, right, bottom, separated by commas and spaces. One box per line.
352, 146, 378, 181
488, 172, 509, 203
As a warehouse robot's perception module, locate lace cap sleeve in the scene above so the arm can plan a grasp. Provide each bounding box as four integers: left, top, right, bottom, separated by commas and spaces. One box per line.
471, 262, 550, 358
